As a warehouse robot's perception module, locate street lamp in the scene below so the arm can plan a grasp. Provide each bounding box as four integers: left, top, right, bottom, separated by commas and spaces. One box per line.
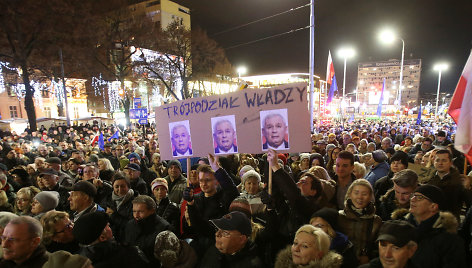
237, 66, 247, 78
378, 29, 405, 112
434, 63, 448, 118
338, 47, 355, 124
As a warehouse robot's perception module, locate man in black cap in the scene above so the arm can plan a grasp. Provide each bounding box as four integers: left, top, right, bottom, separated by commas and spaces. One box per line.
45, 156, 73, 188
68, 180, 104, 222
360, 220, 418, 268
374, 151, 410, 203
432, 130, 451, 146
73, 211, 147, 267
38, 168, 70, 212
406, 184, 467, 268
163, 160, 187, 204
200, 211, 263, 267
124, 163, 148, 195
99, 143, 120, 170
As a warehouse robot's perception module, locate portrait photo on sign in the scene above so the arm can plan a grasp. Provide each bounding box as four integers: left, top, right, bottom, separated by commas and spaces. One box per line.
260, 108, 290, 151
211, 115, 238, 155
168, 120, 193, 157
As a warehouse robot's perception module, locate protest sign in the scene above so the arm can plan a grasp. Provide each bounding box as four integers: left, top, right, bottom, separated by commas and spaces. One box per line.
155, 83, 311, 159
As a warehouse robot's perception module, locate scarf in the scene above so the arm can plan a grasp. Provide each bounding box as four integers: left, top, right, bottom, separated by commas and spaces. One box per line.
346, 199, 375, 219
112, 189, 134, 211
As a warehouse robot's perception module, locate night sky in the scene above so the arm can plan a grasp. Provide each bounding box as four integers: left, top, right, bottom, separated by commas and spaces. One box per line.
178, 0, 472, 97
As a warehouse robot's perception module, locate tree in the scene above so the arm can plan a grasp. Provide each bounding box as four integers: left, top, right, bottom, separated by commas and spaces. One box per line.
136, 22, 233, 101
0, 0, 96, 130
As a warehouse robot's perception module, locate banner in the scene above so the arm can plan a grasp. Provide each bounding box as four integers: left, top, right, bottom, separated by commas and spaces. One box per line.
155, 83, 311, 159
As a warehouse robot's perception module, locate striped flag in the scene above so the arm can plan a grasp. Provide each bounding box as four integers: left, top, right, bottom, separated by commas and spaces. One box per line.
326, 50, 335, 85
448, 51, 472, 164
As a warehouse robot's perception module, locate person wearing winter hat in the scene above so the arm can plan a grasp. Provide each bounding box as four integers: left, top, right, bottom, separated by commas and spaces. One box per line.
151, 178, 180, 233
200, 211, 263, 267
43, 250, 92, 268
72, 211, 146, 267
68, 180, 104, 223
45, 157, 73, 188
364, 150, 390, 186
407, 184, 467, 268
374, 150, 409, 202
31, 191, 59, 220
310, 208, 358, 268
163, 160, 187, 204
275, 224, 343, 268
154, 230, 197, 268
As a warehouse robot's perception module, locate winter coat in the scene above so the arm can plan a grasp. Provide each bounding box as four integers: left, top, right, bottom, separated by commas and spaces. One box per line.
164, 174, 187, 205
105, 189, 136, 243
275, 245, 343, 268
124, 213, 171, 265
130, 177, 148, 196
200, 242, 264, 268
156, 196, 180, 233
406, 212, 467, 268
337, 200, 382, 259
330, 232, 358, 268
459, 206, 472, 265
358, 257, 419, 268
377, 188, 409, 221
426, 167, 471, 221
0, 244, 48, 268
373, 172, 394, 204
364, 162, 390, 186
79, 240, 147, 268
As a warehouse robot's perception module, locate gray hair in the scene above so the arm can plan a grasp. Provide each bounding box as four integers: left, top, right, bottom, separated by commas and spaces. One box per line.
0, 212, 18, 228
8, 216, 43, 241
213, 119, 235, 134
262, 113, 287, 128
171, 124, 189, 137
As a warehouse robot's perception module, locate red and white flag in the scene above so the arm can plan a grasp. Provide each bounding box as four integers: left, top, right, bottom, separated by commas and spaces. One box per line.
326, 50, 335, 85
448, 51, 472, 164
91, 132, 100, 146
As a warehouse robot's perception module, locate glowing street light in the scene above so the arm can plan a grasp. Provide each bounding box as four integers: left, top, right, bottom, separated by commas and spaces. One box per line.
434, 63, 448, 118
237, 66, 247, 78
378, 28, 405, 112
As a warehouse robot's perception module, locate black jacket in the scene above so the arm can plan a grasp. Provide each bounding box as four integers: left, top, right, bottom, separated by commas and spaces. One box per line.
156, 196, 180, 234
105, 191, 136, 243
79, 240, 147, 268
0, 244, 48, 268
124, 213, 171, 265
200, 242, 264, 268
359, 257, 419, 268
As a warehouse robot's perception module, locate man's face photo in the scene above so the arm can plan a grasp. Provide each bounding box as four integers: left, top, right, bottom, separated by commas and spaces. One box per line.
171, 125, 190, 154
214, 120, 235, 152
263, 114, 287, 147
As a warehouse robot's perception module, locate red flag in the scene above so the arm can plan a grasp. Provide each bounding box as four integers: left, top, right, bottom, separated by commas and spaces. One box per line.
448, 51, 472, 164
91, 132, 99, 146
326, 50, 335, 84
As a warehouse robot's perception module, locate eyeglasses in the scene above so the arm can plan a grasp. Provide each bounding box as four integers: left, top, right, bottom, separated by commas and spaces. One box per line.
410, 193, 430, 202
215, 229, 231, 238
54, 222, 73, 235
0, 236, 31, 243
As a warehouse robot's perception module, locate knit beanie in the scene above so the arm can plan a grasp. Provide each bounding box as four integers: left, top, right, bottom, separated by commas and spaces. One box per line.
154, 230, 181, 267
34, 191, 59, 211
326, 144, 336, 152
300, 153, 311, 162
43, 250, 91, 268
229, 198, 252, 219
239, 165, 254, 177
151, 178, 169, 192
277, 154, 287, 165
167, 160, 182, 172
310, 207, 339, 230
241, 170, 261, 185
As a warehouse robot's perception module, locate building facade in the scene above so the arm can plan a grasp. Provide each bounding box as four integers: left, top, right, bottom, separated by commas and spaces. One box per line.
357, 59, 421, 112
129, 0, 191, 29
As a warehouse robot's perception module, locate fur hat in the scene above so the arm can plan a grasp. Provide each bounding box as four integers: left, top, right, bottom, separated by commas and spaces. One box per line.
154, 230, 181, 267
43, 251, 91, 268
34, 191, 59, 211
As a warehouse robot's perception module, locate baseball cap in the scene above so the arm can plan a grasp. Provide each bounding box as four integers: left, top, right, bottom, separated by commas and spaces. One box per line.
125, 163, 141, 172
377, 220, 417, 247
39, 168, 59, 176
210, 211, 251, 236
72, 180, 97, 198
128, 152, 141, 161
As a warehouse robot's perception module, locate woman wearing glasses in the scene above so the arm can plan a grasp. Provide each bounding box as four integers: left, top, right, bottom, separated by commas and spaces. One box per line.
40, 210, 80, 253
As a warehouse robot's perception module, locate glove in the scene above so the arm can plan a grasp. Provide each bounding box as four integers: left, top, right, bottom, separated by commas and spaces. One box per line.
260, 189, 275, 210
183, 187, 194, 202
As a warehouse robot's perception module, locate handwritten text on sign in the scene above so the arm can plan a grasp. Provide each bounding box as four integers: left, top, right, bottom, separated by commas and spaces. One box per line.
155, 83, 311, 160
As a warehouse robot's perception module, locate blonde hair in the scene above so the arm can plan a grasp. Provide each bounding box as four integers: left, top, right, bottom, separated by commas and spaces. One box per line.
295, 225, 331, 255
353, 162, 367, 179
345, 178, 374, 202
98, 158, 114, 171
41, 210, 70, 245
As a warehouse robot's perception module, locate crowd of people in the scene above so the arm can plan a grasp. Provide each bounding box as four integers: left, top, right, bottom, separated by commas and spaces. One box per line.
0, 118, 470, 268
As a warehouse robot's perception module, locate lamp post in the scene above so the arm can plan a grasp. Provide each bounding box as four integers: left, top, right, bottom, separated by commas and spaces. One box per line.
338, 47, 355, 124
237, 66, 247, 79
378, 29, 405, 113
434, 63, 448, 118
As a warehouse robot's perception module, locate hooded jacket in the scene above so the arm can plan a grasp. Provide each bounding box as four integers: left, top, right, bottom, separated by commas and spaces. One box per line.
275, 245, 343, 268
365, 162, 390, 186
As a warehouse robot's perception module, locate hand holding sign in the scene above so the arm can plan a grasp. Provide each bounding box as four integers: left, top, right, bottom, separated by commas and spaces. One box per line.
267, 149, 281, 172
